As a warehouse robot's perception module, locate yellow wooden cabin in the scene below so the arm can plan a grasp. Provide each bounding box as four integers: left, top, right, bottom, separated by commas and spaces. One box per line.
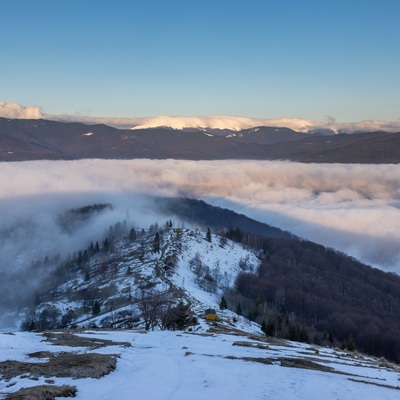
205, 308, 217, 321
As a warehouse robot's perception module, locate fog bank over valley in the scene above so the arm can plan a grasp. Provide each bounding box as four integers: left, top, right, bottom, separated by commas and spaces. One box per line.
1, 159, 399, 273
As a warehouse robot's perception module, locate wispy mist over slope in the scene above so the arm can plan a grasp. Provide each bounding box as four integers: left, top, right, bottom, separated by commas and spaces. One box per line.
1, 159, 399, 272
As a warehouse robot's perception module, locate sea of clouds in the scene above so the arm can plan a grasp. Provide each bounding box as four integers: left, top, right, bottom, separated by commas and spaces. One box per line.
1, 159, 399, 273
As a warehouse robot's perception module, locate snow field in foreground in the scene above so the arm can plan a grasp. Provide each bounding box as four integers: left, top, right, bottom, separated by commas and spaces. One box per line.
1, 329, 399, 400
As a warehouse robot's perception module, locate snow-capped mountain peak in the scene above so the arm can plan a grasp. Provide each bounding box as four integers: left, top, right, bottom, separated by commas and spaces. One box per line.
130, 115, 258, 131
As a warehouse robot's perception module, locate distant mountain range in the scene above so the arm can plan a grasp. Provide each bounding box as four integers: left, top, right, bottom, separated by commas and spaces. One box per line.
1, 117, 399, 163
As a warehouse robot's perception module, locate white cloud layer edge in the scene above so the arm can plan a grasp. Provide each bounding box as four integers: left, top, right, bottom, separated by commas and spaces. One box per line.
1, 159, 399, 273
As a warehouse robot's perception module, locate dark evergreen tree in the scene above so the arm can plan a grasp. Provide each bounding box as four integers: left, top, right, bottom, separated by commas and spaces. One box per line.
103, 238, 109, 251
89, 242, 95, 255
328, 332, 334, 347
226, 227, 243, 242
77, 251, 83, 266
153, 232, 160, 252
83, 249, 89, 263
313, 334, 321, 345
247, 306, 259, 321
219, 296, 228, 310
261, 319, 267, 335
129, 228, 137, 241
236, 302, 242, 315
344, 334, 356, 352
162, 301, 192, 330
206, 228, 212, 242
92, 300, 101, 315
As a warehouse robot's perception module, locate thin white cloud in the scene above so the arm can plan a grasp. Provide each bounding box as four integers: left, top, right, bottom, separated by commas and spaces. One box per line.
334, 119, 400, 133
1, 159, 399, 273
0, 102, 43, 119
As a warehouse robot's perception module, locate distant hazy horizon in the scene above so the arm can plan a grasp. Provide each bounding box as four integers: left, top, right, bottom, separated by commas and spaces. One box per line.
1, 102, 400, 134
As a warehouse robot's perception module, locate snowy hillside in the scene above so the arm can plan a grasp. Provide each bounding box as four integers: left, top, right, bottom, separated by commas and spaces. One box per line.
1, 227, 400, 399
168, 229, 259, 309
7, 227, 259, 333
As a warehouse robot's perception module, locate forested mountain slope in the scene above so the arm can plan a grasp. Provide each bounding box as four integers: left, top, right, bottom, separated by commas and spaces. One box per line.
1, 118, 399, 163
2, 198, 398, 364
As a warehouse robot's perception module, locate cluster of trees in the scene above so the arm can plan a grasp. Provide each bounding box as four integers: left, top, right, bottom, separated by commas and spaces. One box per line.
133, 289, 195, 331
21, 306, 79, 331
260, 314, 310, 344
156, 197, 293, 239
20, 217, 182, 331
30, 218, 154, 302
21, 306, 62, 331
225, 227, 243, 243
19, 219, 138, 309
223, 232, 400, 363
189, 253, 223, 293
58, 203, 112, 234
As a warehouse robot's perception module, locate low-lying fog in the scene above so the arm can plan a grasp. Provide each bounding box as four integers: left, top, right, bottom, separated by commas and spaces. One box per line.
1, 159, 399, 274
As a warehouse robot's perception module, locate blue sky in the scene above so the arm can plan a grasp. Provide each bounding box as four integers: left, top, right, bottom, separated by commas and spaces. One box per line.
1, 0, 399, 122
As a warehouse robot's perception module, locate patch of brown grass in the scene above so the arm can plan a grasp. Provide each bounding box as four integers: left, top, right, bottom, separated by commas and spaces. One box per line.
232, 341, 270, 350
225, 354, 334, 372
247, 334, 294, 347
27, 352, 53, 359
42, 332, 130, 349
279, 357, 334, 373
225, 355, 274, 365
0, 353, 118, 380
377, 357, 400, 371
348, 378, 400, 391
4, 384, 77, 399
207, 325, 250, 337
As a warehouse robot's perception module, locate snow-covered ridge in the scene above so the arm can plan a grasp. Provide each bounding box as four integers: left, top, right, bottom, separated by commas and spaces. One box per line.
128, 115, 400, 133
129, 115, 322, 132
5, 227, 259, 332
